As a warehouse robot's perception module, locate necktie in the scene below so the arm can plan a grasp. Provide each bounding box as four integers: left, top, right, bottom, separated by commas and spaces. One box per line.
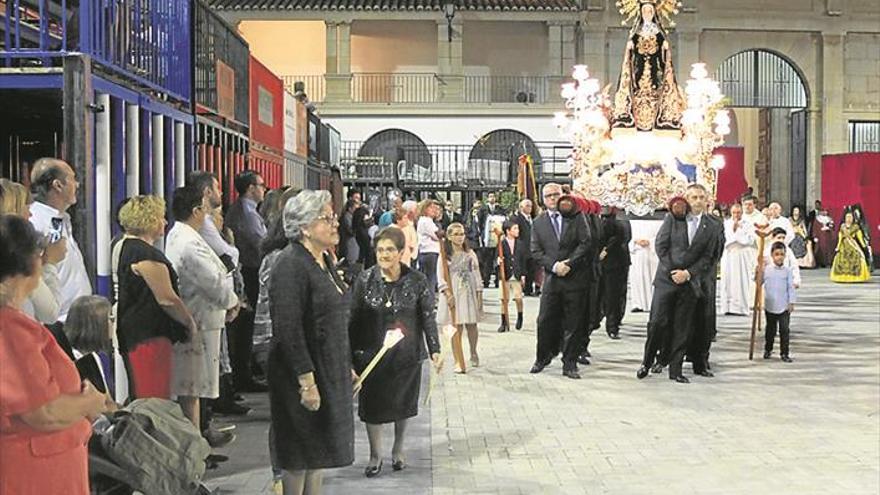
552, 213, 561, 239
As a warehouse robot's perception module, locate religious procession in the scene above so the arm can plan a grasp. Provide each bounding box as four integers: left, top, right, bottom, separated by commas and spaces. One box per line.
1, 0, 878, 494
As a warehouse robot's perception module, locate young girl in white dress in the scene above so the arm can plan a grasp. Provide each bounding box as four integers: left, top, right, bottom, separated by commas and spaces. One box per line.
437, 223, 483, 373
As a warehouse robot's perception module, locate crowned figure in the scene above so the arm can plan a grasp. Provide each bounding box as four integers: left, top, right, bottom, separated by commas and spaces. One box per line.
612, 0, 684, 132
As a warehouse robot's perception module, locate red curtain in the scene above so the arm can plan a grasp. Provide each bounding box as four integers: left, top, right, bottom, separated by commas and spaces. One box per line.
822, 152, 880, 255
714, 146, 747, 206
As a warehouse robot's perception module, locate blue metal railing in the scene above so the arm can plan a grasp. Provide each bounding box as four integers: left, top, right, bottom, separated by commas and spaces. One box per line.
1, 0, 191, 102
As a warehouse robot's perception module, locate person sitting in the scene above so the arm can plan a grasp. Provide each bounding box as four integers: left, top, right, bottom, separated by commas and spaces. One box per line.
64, 295, 119, 408
0, 215, 106, 495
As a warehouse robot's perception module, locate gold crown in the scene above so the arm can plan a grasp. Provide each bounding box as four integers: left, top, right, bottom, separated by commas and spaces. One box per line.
616, 0, 682, 26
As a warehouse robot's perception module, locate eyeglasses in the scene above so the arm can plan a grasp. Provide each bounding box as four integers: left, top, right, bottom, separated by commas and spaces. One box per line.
315, 213, 339, 225
543, 192, 561, 198
376, 247, 401, 255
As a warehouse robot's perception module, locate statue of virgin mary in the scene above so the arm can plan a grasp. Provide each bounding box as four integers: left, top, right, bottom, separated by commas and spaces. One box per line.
611, 0, 684, 132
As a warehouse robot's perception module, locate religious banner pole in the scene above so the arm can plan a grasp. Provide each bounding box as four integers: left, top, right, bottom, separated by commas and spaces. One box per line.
749, 226, 770, 360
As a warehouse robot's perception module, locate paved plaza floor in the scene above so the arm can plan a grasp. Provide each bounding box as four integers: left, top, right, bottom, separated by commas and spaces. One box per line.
205, 269, 880, 494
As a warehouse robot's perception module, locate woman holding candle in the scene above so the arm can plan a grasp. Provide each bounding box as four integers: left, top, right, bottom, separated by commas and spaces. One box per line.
348, 227, 442, 478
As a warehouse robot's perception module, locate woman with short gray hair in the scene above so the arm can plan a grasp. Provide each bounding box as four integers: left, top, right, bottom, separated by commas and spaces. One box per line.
268, 189, 355, 495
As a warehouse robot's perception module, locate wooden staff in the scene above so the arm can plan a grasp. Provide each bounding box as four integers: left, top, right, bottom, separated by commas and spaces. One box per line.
438, 235, 457, 326
748, 226, 770, 360
353, 329, 405, 397
496, 228, 509, 315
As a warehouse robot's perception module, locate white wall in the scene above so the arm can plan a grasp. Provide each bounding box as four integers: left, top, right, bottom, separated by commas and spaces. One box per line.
322, 115, 561, 144
238, 21, 326, 75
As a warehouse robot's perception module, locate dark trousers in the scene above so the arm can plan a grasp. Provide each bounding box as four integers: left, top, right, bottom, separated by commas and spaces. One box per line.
418, 252, 439, 291
764, 310, 791, 356
231, 266, 259, 388
641, 283, 698, 377
523, 258, 536, 295
602, 266, 629, 335
477, 247, 496, 287
687, 294, 716, 373
536, 286, 588, 369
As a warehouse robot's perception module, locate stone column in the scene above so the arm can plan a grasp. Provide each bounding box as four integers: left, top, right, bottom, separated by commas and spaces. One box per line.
580, 27, 607, 83
806, 107, 822, 204
561, 22, 576, 76
547, 22, 563, 75
325, 21, 352, 102
437, 18, 464, 103
821, 32, 847, 154
676, 28, 700, 83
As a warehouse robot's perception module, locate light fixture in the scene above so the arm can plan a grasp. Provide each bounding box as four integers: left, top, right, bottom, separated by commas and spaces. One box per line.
443, 2, 456, 43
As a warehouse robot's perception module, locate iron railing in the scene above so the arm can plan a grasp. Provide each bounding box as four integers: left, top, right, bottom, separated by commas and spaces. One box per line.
1, 0, 192, 101
282, 74, 325, 103
464, 75, 566, 104
352, 72, 438, 103
340, 140, 574, 189
194, 0, 249, 123
278, 74, 568, 105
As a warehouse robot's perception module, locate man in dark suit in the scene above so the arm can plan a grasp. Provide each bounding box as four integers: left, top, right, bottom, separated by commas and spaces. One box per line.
530, 183, 593, 379
600, 208, 632, 339
510, 199, 535, 295
577, 200, 603, 365
637, 185, 720, 383
466, 199, 484, 248
686, 205, 725, 376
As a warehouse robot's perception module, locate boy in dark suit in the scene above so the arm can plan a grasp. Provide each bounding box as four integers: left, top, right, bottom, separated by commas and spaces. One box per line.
499, 220, 529, 331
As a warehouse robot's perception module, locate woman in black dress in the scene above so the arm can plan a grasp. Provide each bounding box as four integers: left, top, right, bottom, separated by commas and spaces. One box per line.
268, 190, 354, 495
349, 227, 443, 477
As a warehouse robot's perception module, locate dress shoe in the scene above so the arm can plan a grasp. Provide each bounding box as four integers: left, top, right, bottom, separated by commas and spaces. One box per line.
392, 459, 406, 471
563, 368, 581, 379
203, 428, 236, 448
636, 366, 649, 379
607, 332, 621, 340
529, 360, 549, 374
763, 351, 771, 359
576, 354, 591, 366
695, 370, 714, 377
206, 454, 229, 464
650, 363, 664, 374
669, 375, 690, 384
781, 355, 793, 363
365, 460, 383, 478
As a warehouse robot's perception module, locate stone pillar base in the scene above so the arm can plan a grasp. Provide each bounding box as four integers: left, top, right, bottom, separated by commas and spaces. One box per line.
438, 75, 464, 103
325, 74, 352, 103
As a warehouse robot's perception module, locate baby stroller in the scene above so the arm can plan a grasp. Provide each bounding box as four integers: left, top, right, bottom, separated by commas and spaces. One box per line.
88, 399, 215, 495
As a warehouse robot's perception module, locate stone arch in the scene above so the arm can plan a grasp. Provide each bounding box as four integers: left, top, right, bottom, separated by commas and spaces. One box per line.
468, 129, 541, 188
358, 128, 431, 168
714, 49, 810, 108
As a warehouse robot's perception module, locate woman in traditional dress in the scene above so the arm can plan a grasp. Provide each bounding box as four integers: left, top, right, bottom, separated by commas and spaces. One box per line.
830, 210, 871, 283
851, 204, 874, 270
789, 206, 815, 268
612, 0, 683, 131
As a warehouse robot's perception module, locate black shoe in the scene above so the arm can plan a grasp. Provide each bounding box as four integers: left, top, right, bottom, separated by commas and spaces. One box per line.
563, 368, 581, 379
607, 332, 621, 340
584, 350, 591, 358
631, 308, 643, 313
781, 355, 793, 363
213, 401, 252, 416
695, 370, 714, 377
576, 354, 591, 366
392, 459, 406, 471
763, 351, 771, 360
515, 312, 523, 330
497, 314, 509, 333
530, 360, 549, 374
234, 393, 245, 402
670, 375, 690, 384
365, 460, 383, 478
206, 454, 229, 464
203, 428, 236, 448
636, 366, 649, 379
650, 363, 664, 374
534, 289, 541, 296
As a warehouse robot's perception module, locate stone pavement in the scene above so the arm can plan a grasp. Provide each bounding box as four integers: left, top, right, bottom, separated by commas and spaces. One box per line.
206, 269, 880, 494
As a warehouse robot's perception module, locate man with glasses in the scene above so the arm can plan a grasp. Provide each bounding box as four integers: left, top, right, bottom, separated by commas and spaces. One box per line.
225, 170, 268, 392
529, 183, 593, 379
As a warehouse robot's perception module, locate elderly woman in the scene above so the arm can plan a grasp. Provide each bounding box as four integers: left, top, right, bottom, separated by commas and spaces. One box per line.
0, 215, 107, 495
268, 190, 354, 495
117, 195, 197, 400
0, 178, 66, 324
349, 227, 442, 477
165, 186, 240, 429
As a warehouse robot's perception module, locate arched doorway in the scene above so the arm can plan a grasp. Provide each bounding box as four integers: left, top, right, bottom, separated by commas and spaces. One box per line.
468, 129, 540, 190
715, 49, 809, 209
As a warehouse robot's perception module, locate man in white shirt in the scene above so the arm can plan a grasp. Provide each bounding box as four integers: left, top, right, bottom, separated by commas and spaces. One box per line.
28, 158, 92, 322
187, 171, 240, 268
766, 202, 795, 245
741, 195, 767, 228
720, 203, 757, 315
